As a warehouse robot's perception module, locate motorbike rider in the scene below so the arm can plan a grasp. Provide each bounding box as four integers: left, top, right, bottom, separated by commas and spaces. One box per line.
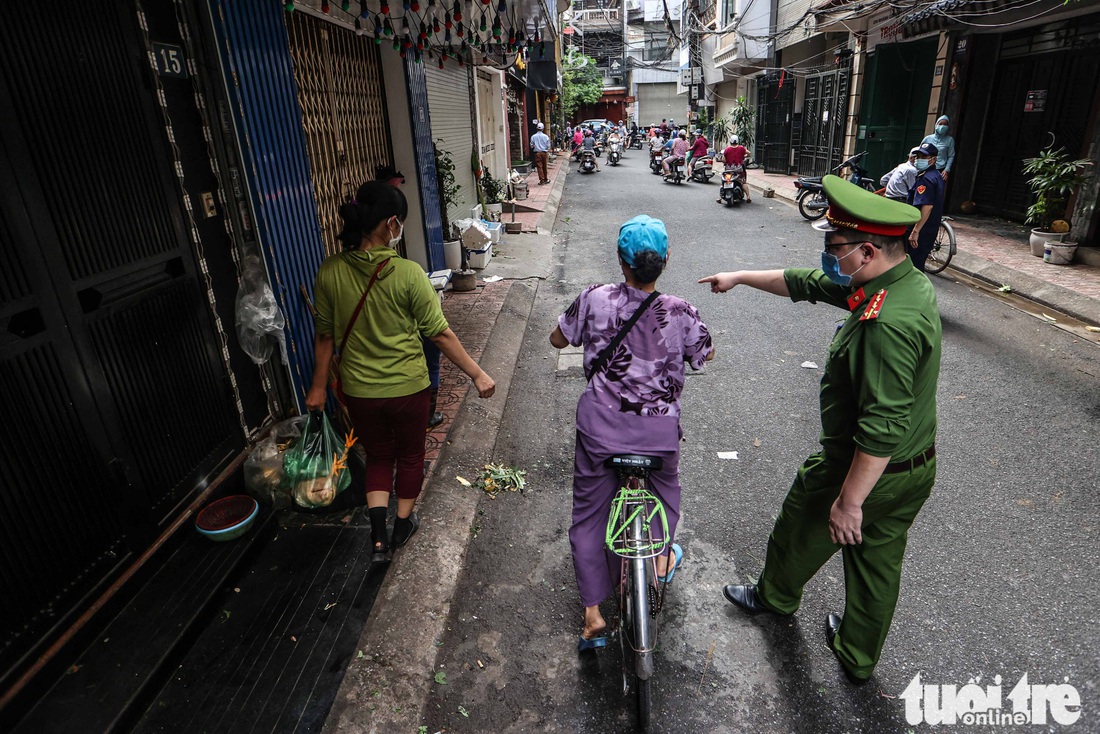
579, 129, 602, 172
662, 130, 689, 177
607, 127, 623, 163
572, 126, 584, 159
720, 135, 751, 203
880, 148, 920, 202
686, 128, 710, 180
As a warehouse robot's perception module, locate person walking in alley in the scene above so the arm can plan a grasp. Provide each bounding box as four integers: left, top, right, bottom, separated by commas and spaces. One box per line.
306, 181, 495, 561
531, 122, 551, 185
698, 176, 941, 685
550, 215, 714, 650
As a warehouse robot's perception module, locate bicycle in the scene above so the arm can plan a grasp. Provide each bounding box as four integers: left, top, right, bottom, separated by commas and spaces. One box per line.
602, 453, 677, 732
925, 216, 957, 275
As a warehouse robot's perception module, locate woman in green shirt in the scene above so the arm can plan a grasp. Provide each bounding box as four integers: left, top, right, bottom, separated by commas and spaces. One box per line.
306, 181, 495, 559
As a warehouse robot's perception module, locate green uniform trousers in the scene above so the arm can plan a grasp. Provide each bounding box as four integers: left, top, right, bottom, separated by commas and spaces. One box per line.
756, 451, 935, 679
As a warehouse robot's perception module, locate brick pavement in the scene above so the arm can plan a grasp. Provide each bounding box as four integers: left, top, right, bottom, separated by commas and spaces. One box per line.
423, 279, 514, 475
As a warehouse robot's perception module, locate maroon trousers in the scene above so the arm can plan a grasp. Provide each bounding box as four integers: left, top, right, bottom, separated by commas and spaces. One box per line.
343, 388, 430, 500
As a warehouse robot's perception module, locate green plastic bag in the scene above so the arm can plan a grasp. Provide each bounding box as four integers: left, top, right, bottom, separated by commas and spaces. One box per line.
282, 411, 355, 509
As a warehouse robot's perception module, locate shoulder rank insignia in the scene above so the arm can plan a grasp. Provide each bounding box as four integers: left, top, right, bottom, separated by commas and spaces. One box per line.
860, 289, 888, 321
847, 288, 866, 311
916, 185, 927, 195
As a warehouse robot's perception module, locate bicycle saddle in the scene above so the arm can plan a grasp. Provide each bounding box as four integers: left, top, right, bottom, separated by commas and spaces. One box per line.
604, 454, 664, 470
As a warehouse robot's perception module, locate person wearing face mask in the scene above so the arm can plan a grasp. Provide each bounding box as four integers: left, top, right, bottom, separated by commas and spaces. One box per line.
906, 142, 946, 272
698, 176, 941, 685
879, 147, 920, 202
920, 115, 955, 182
307, 181, 496, 560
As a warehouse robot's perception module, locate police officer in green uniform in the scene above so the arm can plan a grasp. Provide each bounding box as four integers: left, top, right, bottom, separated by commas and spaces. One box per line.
698, 175, 942, 684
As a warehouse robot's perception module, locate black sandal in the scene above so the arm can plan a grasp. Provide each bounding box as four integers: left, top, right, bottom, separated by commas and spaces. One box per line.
371, 540, 390, 563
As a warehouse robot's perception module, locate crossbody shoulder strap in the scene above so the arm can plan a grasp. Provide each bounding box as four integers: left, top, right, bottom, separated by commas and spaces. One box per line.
585, 290, 660, 382
338, 258, 390, 356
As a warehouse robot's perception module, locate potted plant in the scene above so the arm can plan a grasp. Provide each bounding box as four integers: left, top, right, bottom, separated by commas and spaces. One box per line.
480, 169, 506, 220
434, 142, 463, 270
1022, 143, 1092, 257
729, 96, 756, 162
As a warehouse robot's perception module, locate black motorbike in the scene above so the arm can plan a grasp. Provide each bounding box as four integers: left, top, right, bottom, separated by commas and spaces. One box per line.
649, 148, 664, 174
794, 151, 877, 220
663, 158, 684, 184
628, 131, 644, 149
718, 165, 746, 206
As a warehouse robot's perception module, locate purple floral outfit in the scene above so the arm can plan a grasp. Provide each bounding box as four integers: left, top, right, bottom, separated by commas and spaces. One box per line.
558, 283, 712, 606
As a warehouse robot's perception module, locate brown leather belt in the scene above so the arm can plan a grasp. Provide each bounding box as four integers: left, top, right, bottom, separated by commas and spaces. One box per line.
882, 444, 936, 474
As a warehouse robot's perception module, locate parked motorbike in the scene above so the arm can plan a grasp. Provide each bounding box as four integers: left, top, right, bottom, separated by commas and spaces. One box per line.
607, 140, 622, 166
649, 149, 664, 174
663, 158, 684, 184
690, 155, 715, 183
795, 151, 876, 220
718, 165, 746, 206
579, 150, 597, 174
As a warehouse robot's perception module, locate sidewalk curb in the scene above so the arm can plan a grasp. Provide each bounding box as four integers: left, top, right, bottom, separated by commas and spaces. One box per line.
323, 280, 539, 734
947, 251, 1100, 326
537, 157, 569, 234
748, 180, 1100, 326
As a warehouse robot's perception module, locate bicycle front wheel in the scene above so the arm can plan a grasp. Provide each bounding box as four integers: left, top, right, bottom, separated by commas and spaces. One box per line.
925, 221, 955, 275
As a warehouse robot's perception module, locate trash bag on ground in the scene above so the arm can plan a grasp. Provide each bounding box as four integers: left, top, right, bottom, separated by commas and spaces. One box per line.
243, 416, 306, 510
235, 253, 288, 365
282, 411, 357, 509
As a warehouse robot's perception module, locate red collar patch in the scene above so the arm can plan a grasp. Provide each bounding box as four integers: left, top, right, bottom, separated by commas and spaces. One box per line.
847, 288, 866, 311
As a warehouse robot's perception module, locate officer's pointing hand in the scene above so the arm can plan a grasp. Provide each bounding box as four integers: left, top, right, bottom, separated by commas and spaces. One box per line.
829, 498, 863, 545
698, 272, 737, 293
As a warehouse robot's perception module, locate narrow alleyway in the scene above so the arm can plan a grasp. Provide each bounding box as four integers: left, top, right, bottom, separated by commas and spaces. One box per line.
417, 156, 1100, 732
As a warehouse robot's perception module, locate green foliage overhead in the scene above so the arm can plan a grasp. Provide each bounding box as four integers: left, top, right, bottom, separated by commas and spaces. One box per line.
562, 52, 603, 119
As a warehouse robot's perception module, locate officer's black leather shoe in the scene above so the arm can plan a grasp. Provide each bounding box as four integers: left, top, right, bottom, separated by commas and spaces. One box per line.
824, 613, 871, 686
722, 584, 785, 616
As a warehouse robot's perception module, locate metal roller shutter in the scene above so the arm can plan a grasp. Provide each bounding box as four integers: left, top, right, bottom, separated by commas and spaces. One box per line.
637, 82, 680, 126
424, 63, 479, 233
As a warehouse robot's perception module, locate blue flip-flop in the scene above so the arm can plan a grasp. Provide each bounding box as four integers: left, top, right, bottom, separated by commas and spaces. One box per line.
657, 543, 683, 584
577, 634, 608, 652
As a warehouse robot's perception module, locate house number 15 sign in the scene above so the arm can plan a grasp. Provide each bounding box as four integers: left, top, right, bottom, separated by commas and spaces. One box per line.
153, 42, 188, 78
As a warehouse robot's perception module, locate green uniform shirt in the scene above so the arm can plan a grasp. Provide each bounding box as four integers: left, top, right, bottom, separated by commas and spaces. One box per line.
784, 258, 941, 461
313, 247, 449, 399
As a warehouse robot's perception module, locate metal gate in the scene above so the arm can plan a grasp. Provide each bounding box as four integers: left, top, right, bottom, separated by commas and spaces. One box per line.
974, 22, 1100, 220
287, 12, 394, 256
797, 66, 851, 177
0, 3, 241, 683
755, 71, 794, 174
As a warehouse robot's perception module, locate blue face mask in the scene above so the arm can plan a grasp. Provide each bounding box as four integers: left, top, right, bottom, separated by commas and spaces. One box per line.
936, 125, 949, 136
914, 159, 931, 172
821, 245, 866, 286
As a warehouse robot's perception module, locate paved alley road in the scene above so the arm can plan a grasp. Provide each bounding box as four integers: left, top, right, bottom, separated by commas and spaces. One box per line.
423, 154, 1100, 733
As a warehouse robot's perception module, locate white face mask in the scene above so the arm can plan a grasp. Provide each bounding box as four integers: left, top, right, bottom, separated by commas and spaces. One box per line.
387, 218, 404, 247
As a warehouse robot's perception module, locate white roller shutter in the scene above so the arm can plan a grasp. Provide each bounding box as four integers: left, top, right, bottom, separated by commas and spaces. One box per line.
636, 82, 681, 126
424, 63, 478, 233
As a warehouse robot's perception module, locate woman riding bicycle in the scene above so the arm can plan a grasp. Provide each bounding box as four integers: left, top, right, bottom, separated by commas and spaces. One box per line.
550, 215, 715, 647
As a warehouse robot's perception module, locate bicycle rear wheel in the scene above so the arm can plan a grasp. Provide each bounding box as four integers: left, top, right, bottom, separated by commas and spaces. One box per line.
925, 221, 955, 275
637, 678, 651, 731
